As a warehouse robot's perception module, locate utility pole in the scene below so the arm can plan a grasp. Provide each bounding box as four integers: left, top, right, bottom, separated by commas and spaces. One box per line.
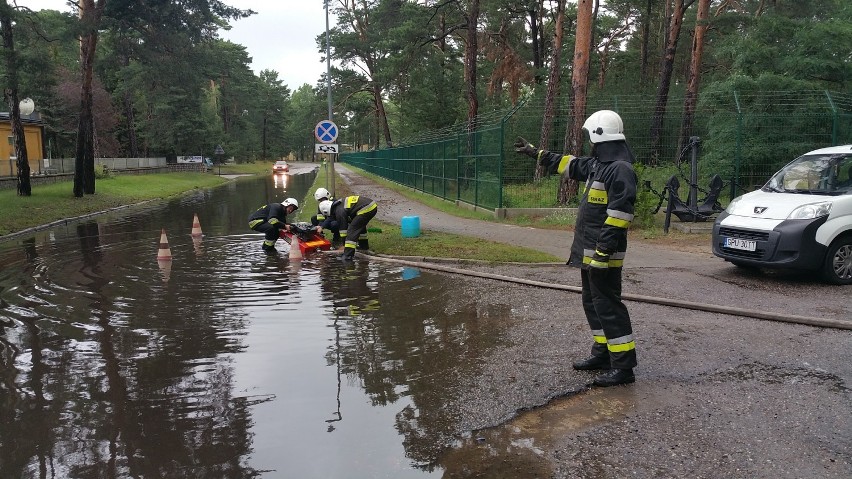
325, 0, 335, 198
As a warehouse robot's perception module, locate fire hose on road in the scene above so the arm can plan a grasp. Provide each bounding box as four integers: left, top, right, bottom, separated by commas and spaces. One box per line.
357, 252, 852, 331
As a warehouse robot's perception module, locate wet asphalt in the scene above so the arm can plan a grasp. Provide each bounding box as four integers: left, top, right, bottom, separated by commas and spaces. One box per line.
329, 163, 852, 478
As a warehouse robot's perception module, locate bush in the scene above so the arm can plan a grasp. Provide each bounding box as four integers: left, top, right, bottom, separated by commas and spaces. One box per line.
94, 164, 112, 179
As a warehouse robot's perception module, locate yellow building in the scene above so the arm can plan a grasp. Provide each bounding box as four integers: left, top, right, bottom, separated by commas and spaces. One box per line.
1, 114, 46, 177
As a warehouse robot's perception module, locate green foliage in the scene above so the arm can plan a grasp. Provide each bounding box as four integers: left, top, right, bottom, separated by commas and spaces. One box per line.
7, 0, 851, 176
94, 164, 113, 179
633, 164, 663, 229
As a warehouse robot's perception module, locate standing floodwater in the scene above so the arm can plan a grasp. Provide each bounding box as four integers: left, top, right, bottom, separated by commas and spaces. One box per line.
0, 172, 520, 477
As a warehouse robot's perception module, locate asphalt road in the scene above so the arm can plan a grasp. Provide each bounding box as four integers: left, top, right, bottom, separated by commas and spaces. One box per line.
323, 162, 852, 478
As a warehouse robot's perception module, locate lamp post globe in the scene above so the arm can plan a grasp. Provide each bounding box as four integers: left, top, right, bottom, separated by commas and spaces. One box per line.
19, 98, 34, 116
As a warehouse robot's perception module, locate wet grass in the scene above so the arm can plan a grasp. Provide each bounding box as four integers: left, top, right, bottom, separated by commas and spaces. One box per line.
367, 221, 560, 262
302, 166, 561, 263
0, 173, 227, 236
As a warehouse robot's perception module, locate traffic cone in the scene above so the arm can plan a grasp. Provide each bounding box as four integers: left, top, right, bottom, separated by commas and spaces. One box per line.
289, 235, 303, 260
191, 213, 203, 237
157, 228, 173, 260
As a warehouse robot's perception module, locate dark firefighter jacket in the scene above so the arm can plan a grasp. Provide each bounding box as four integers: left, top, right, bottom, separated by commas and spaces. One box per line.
322, 195, 377, 237
248, 203, 289, 229
538, 140, 637, 269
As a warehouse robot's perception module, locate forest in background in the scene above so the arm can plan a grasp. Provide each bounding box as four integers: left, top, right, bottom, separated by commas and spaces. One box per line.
1, 0, 850, 193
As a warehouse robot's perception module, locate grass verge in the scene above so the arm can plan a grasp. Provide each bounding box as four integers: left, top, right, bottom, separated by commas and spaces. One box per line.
0, 173, 227, 236
301, 167, 562, 263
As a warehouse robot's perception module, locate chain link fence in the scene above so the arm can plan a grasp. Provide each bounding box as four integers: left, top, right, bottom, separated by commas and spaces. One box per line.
344, 90, 852, 210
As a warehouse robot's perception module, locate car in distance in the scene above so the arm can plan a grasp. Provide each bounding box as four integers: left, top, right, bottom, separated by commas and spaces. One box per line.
712, 145, 852, 284
273, 160, 289, 173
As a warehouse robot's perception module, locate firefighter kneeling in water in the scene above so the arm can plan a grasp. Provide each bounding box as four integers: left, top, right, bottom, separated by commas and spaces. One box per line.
248, 198, 299, 254
318, 195, 377, 260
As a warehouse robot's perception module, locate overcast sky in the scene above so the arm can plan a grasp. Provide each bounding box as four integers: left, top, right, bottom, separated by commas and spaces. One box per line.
19, 0, 333, 90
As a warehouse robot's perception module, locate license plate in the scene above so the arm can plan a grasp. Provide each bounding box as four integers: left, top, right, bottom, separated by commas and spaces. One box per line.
724, 237, 757, 252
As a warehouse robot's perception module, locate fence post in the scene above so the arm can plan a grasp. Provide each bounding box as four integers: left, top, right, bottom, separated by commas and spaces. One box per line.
824, 90, 838, 146
733, 90, 742, 199
498, 118, 505, 208
456, 131, 462, 203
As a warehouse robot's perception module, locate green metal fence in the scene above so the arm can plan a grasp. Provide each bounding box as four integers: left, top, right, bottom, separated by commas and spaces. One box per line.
342, 90, 852, 209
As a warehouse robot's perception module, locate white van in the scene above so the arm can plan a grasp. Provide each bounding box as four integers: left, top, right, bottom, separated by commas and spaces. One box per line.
712, 145, 852, 284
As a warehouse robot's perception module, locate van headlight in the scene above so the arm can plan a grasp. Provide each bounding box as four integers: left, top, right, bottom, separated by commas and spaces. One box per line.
788, 201, 832, 219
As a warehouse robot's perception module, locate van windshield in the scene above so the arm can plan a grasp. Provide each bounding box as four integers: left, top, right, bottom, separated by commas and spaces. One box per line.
764, 153, 852, 195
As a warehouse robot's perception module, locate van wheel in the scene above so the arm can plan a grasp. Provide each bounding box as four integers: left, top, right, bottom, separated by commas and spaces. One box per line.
822, 235, 852, 285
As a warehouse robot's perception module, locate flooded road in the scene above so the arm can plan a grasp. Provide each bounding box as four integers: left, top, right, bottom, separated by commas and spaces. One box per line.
3, 170, 851, 478
0, 172, 525, 478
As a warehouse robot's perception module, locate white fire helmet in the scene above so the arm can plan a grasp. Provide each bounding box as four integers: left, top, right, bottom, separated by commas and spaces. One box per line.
314, 187, 331, 201
282, 198, 299, 210
583, 110, 625, 143
318, 200, 333, 217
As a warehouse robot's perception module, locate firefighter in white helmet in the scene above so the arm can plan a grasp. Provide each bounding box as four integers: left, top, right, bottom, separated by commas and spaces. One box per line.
311, 187, 341, 244
247, 197, 299, 254
514, 110, 638, 387
318, 195, 377, 260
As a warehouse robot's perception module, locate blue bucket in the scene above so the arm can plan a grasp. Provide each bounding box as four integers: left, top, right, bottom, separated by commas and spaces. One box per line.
401, 216, 420, 238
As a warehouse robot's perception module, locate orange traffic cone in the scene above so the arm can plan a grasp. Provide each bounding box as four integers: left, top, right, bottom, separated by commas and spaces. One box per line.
191, 213, 203, 237
157, 228, 173, 260
289, 235, 303, 260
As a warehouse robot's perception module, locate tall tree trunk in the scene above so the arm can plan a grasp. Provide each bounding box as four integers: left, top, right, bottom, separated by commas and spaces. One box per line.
649, 0, 693, 166
373, 84, 392, 148
0, 0, 31, 196
640, 0, 653, 81
679, 0, 710, 159
262, 115, 268, 159
529, 2, 543, 84
464, 0, 480, 128
75, 0, 105, 197
121, 54, 138, 158
536, 0, 566, 181
560, 0, 594, 203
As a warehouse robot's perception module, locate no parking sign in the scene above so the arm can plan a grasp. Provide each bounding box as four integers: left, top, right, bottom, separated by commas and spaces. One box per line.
315, 120, 338, 144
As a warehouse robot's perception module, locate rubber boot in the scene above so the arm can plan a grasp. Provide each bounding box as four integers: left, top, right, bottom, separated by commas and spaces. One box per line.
593, 368, 635, 387
572, 356, 611, 370
573, 343, 610, 370
340, 247, 356, 261
262, 240, 278, 255
357, 238, 369, 250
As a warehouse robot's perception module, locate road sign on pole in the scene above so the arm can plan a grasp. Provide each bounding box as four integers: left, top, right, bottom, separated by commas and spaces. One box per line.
315, 144, 339, 154
315, 120, 338, 144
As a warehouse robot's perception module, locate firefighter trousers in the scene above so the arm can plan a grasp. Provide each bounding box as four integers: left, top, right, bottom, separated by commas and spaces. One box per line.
250, 221, 281, 245
580, 267, 637, 369
344, 207, 377, 250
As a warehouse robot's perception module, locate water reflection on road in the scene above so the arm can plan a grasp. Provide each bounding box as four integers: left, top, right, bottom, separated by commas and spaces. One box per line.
0, 172, 526, 477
